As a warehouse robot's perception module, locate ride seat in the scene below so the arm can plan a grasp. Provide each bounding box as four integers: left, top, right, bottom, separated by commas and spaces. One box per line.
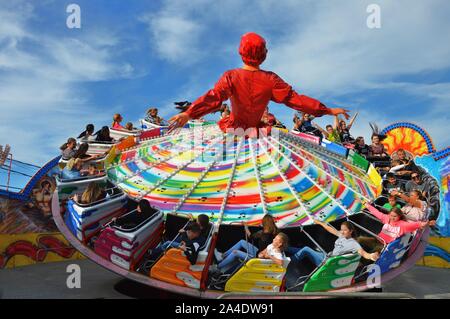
149, 224, 214, 289
224, 257, 291, 293
374, 232, 414, 274
302, 253, 361, 292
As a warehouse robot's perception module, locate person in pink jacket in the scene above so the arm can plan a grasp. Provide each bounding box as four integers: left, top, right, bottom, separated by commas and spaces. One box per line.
358, 201, 435, 252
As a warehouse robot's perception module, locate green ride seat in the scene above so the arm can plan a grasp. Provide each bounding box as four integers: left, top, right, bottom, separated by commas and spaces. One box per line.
303, 253, 361, 292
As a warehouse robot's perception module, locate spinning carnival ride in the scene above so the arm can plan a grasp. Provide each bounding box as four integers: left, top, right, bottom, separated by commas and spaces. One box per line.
51, 123, 431, 298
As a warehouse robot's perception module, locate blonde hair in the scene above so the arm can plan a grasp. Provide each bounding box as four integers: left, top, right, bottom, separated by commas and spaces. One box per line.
66, 158, 81, 171
275, 232, 289, 251
81, 182, 103, 204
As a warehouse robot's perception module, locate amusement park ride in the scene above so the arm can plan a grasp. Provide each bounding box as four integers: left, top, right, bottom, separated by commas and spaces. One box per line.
45, 120, 435, 298
1, 32, 448, 299
1, 116, 448, 298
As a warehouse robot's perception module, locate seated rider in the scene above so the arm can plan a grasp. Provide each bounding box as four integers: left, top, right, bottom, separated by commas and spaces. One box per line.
167, 32, 350, 135
293, 112, 322, 138
60, 137, 77, 160
391, 189, 428, 222
78, 124, 95, 142
95, 126, 116, 143
314, 122, 341, 143
359, 199, 435, 252
80, 163, 103, 177
112, 199, 157, 228
382, 194, 402, 211
382, 173, 405, 195
336, 112, 358, 144
61, 144, 100, 179
73, 182, 106, 205
257, 232, 290, 267
145, 107, 167, 126
213, 214, 279, 273
184, 213, 211, 241
368, 134, 389, 159
286, 220, 379, 267
149, 222, 205, 264
354, 137, 370, 158
112, 113, 125, 130
213, 232, 290, 274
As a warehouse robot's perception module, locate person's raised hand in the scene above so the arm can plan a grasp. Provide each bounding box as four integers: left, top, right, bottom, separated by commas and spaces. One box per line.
243, 222, 251, 237
329, 108, 350, 120
168, 112, 190, 133
420, 221, 430, 229
370, 252, 380, 261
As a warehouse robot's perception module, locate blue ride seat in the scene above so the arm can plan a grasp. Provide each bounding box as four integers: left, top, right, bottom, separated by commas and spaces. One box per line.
374, 232, 414, 274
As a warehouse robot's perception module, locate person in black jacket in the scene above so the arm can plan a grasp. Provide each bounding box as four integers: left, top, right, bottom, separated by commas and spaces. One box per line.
78, 124, 95, 141
213, 214, 279, 273
95, 126, 116, 142
149, 221, 204, 263
185, 213, 211, 240
354, 136, 370, 158
382, 173, 406, 195
246, 214, 279, 252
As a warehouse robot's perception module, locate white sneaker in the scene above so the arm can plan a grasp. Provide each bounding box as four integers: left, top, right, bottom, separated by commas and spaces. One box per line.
209, 264, 218, 272
214, 249, 223, 262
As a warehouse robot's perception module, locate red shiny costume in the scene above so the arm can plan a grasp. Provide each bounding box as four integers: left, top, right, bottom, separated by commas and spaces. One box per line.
184, 33, 332, 132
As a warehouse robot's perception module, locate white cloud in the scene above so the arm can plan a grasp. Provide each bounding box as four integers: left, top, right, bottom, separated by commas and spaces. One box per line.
2, 0, 449, 170
140, 13, 203, 65
0, 4, 135, 166
0, 2, 32, 41
267, 1, 450, 95
146, 0, 450, 149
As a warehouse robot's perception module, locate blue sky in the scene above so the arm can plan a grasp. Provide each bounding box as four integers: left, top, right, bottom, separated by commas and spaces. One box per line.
1, 0, 450, 177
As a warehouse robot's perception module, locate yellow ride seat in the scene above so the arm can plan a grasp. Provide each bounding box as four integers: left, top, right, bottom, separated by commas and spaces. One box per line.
224, 258, 290, 293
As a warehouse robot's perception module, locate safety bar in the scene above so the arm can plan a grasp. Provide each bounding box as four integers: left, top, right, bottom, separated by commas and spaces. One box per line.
299, 225, 328, 255
72, 191, 125, 208
162, 220, 193, 255
57, 173, 106, 183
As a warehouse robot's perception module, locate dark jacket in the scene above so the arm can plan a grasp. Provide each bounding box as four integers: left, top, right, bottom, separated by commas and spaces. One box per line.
250, 230, 277, 252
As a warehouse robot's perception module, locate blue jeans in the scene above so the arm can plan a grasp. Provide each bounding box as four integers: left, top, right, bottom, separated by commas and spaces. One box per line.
218, 240, 258, 273
286, 246, 325, 267
151, 237, 182, 259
